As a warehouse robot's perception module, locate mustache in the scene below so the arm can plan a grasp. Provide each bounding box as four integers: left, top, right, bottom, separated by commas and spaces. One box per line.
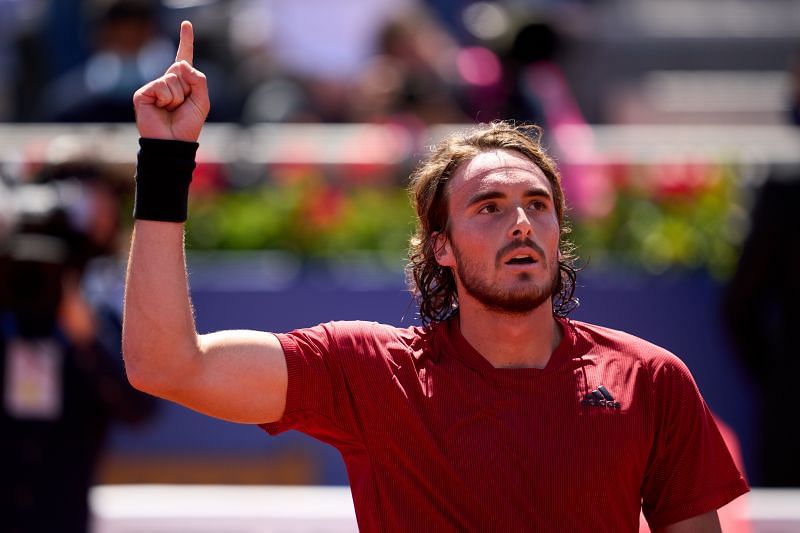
496, 238, 545, 264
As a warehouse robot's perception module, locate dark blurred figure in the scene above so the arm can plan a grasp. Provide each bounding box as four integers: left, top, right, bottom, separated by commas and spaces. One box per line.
10, 0, 91, 121
0, 0, 24, 120
472, 16, 581, 128
790, 55, 800, 127
11, 0, 236, 122
498, 20, 561, 124
0, 159, 157, 532
350, 9, 467, 126
722, 170, 800, 487
30, 0, 174, 122
723, 52, 800, 487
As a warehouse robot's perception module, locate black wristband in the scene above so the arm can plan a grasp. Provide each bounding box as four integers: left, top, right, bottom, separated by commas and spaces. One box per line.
134, 138, 199, 222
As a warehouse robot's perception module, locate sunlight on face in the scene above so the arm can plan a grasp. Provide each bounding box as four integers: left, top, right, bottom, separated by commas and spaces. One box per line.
441, 149, 561, 315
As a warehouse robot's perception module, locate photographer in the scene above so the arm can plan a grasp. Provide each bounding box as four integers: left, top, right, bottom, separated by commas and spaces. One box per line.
0, 159, 157, 533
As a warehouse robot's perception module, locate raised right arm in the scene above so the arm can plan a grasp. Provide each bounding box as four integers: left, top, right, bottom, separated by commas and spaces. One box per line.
122, 21, 287, 424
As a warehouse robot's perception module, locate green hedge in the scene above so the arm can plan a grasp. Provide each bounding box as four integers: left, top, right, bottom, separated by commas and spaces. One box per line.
184, 162, 745, 279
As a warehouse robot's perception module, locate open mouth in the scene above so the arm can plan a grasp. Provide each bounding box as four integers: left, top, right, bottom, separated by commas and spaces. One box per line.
505, 255, 536, 265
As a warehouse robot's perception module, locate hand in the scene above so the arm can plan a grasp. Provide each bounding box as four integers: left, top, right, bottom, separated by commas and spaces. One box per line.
133, 21, 210, 142
58, 272, 97, 347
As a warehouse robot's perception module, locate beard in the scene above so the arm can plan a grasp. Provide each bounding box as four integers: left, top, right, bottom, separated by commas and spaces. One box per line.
452, 239, 558, 315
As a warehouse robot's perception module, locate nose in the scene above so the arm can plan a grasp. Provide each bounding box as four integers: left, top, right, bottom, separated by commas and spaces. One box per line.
509, 206, 532, 238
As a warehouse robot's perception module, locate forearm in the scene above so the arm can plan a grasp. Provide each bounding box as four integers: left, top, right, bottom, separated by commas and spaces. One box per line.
123, 219, 199, 394
119, 22, 290, 422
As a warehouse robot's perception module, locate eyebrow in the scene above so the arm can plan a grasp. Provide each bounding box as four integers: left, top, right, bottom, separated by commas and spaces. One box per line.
466, 187, 552, 207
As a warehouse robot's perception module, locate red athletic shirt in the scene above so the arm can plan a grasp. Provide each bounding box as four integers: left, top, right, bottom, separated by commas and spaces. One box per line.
261, 318, 748, 532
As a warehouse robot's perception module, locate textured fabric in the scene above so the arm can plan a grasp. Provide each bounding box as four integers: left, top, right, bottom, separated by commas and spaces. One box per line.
134, 138, 198, 222
261, 318, 748, 532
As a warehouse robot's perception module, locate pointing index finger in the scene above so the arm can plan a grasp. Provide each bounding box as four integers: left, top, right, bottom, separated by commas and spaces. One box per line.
176, 20, 194, 66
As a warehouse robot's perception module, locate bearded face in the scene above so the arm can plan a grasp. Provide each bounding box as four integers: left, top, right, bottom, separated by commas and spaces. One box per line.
450, 235, 559, 315
434, 149, 562, 317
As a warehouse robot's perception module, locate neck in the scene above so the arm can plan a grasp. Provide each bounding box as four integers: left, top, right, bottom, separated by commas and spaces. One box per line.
457, 299, 562, 369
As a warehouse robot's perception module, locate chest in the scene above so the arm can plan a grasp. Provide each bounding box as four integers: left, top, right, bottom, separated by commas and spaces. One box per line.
365, 359, 654, 497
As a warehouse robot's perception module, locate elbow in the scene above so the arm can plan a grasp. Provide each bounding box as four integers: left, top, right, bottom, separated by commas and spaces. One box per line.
125, 364, 152, 395
122, 342, 161, 396
122, 339, 187, 398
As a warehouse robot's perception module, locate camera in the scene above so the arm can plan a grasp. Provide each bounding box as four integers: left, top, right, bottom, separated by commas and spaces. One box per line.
0, 165, 119, 337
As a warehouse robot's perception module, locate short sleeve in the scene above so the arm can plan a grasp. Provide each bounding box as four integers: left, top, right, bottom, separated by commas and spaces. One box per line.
258, 322, 361, 448
641, 356, 749, 529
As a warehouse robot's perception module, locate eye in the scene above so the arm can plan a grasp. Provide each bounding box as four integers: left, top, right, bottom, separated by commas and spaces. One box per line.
528, 199, 548, 211
478, 203, 499, 214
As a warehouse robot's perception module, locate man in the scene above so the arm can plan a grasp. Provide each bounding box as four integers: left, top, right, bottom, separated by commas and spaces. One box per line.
124, 21, 748, 532
2, 158, 157, 533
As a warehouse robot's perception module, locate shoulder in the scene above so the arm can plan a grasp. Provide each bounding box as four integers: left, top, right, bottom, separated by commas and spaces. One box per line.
568, 320, 707, 429
289, 320, 425, 344
567, 319, 693, 380
279, 320, 429, 361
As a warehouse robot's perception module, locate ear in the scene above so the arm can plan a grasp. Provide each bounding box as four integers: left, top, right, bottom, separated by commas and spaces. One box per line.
432, 231, 455, 267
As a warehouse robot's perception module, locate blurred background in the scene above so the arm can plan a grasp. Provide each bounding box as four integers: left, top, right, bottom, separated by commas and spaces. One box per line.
1, 0, 799, 531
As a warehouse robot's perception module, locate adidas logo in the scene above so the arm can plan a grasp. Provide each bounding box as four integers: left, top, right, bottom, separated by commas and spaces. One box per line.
581, 385, 621, 409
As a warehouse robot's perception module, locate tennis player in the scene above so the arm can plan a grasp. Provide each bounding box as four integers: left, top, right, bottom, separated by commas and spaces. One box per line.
123, 21, 748, 532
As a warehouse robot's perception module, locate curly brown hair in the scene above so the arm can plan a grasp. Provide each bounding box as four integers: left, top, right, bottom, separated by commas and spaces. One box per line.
406, 121, 578, 324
